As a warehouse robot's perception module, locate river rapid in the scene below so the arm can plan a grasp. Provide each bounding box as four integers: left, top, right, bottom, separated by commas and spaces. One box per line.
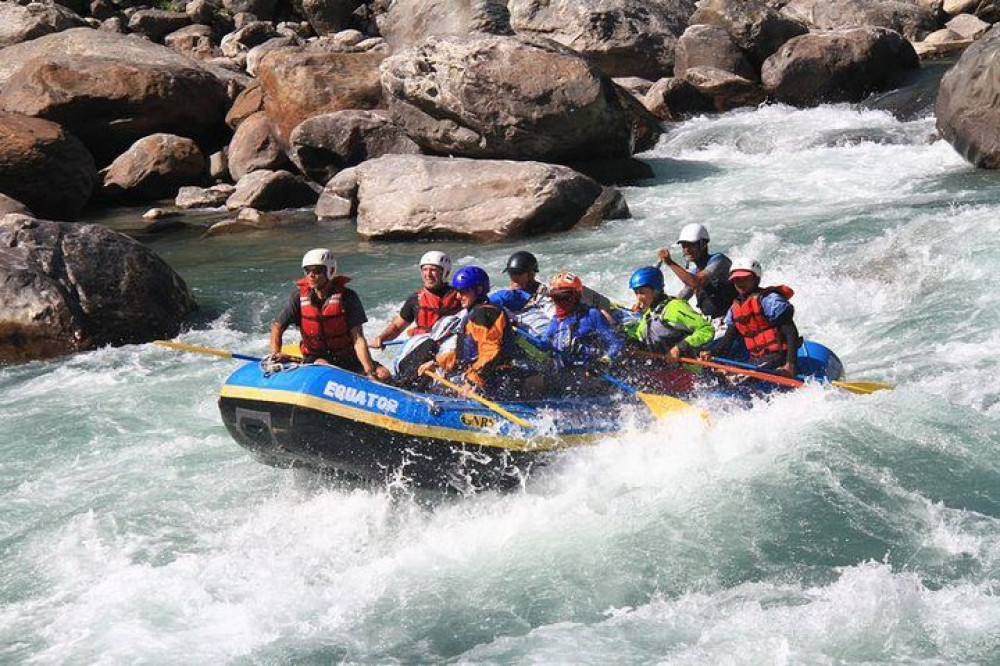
2, 103, 999, 664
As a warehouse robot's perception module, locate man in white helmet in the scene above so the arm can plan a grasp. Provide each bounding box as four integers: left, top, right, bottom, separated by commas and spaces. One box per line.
657, 223, 737, 324
701, 257, 800, 378
370, 250, 461, 349
269, 248, 390, 380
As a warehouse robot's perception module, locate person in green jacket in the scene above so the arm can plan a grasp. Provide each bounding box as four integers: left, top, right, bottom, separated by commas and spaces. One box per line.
624, 265, 715, 361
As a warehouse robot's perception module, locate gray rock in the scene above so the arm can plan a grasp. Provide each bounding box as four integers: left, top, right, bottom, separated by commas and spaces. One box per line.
509, 0, 697, 80
0, 111, 97, 221
375, 0, 512, 52
128, 9, 191, 42
0, 2, 86, 48
936, 24, 1000, 167
175, 184, 236, 208
226, 169, 319, 210
164, 24, 219, 60
318, 154, 630, 242
782, 0, 938, 41
220, 20, 277, 57
380, 35, 635, 162
675, 24, 757, 80
288, 110, 421, 184
691, 0, 808, 68
0, 214, 197, 362
102, 134, 206, 201
297, 0, 362, 36
223, 0, 277, 20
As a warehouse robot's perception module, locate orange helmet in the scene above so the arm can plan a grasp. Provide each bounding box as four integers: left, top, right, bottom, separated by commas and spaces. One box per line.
549, 270, 584, 295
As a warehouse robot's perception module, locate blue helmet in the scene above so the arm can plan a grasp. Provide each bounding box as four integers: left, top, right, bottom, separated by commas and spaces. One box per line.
629, 266, 664, 292
451, 265, 490, 293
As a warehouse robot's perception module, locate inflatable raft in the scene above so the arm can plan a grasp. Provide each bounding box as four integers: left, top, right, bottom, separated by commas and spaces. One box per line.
217, 340, 843, 491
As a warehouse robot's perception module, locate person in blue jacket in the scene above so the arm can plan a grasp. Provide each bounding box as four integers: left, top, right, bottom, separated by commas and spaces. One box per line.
542, 271, 623, 395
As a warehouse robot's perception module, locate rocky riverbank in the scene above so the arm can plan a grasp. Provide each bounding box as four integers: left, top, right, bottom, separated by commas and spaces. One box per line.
2, 0, 999, 361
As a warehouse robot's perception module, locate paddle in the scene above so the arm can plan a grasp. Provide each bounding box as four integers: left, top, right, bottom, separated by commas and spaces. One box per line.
709, 356, 894, 395
511, 326, 703, 421
632, 350, 893, 395
155, 340, 263, 362
421, 369, 532, 429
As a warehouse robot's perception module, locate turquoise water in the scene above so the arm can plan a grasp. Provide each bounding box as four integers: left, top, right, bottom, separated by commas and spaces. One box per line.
2, 104, 999, 664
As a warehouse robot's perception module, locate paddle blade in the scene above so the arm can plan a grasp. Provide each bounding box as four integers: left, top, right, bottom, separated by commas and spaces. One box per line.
832, 380, 894, 395
636, 391, 709, 422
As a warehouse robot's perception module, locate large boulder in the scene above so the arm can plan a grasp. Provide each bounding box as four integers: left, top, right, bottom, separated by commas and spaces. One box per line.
0, 28, 230, 164
256, 46, 385, 144
226, 169, 319, 210
317, 154, 630, 241
296, 0, 364, 36
380, 35, 637, 162
0, 214, 197, 362
226, 111, 290, 181
782, 0, 938, 41
508, 0, 697, 80
102, 134, 206, 201
761, 27, 920, 107
936, 24, 1000, 167
674, 24, 757, 80
375, 0, 512, 52
288, 110, 422, 184
690, 0, 809, 68
0, 111, 97, 221
0, 2, 87, 48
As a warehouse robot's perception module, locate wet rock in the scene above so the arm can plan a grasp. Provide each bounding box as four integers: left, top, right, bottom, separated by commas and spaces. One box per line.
0, 2, 87, 48
381, 35, 636, 162
0, 111, 97, 221
0, 214, 197, 362
318, 154, 630, 242
226, 169, 319, 210
509, 0, 696, 80
936, 24, 1000, 167
288, 110, 421, 184
175, 184, 236, 208
762, 27, 920, 107
0, 28, 229, 165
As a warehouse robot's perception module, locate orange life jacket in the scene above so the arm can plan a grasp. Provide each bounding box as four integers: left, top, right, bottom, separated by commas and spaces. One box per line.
297, 277, 354, 358
730, 285, 794, 358
411, 287, 461, 335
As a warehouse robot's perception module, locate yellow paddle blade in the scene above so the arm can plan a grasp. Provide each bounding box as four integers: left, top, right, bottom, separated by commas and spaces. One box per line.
280, 343, 304, 360
636, 391, 710, 423
831, 380, 894, 395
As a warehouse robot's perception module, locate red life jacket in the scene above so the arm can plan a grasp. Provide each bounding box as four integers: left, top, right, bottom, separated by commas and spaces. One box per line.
411, 287, 461, 335
297, 276, 354, 358
730, 285, 794, 358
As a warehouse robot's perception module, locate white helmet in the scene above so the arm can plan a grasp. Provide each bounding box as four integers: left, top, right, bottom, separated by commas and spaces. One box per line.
677, 223, 710, 244
419, 250, 452, 278
301, 248, 337, 279
729, 257, 762, 280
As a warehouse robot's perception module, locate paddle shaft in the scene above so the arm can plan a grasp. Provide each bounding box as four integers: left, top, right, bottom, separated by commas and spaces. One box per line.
155, 340, 262, 362
422, 369, 532, 429
631, 349, 804, 388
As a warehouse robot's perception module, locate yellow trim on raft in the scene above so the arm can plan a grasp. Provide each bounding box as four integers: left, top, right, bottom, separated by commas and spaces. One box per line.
219, 385, 605, 452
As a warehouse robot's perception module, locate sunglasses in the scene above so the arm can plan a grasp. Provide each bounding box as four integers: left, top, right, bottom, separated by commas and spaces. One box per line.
303, 266, 326, 276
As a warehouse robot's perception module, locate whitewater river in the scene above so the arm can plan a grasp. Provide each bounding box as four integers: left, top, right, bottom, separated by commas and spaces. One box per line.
2, 102, 999, 664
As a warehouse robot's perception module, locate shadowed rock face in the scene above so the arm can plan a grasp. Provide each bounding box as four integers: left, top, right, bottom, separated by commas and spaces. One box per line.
761, 27, 919, 107
0, 28, 229, 165
936, 25, 1000, 168
0, 215, 197, 363
0, 112, 97, 221
317, 154, 630, 242
380, 35, 636, 162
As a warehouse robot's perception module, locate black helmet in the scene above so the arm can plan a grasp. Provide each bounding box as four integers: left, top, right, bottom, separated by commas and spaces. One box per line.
503, 250, 539, 274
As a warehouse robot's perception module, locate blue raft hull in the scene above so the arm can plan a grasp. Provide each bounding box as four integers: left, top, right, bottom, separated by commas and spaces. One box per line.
218, 362, 633, 490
